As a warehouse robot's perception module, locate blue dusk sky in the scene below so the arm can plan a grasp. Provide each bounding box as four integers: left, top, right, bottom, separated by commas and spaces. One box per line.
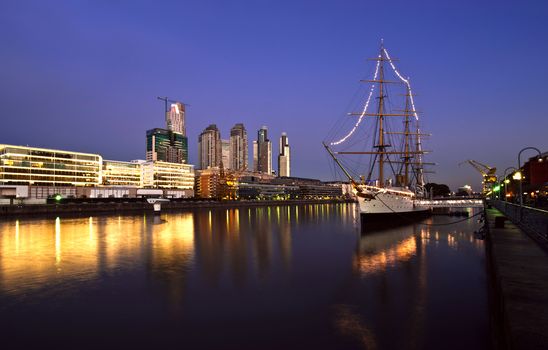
1, 0, 547, 191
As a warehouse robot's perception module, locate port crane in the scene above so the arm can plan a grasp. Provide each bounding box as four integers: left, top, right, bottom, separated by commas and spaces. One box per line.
459, 160, 497, 194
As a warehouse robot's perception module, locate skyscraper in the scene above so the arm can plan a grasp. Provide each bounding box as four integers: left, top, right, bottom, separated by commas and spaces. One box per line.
146, 100, 188, 164
278, 132, 290, 177
253, 141, 258, 172
254, 126, 272, 174
198, 124, 221, 169
146, 128, 188, 164
166, 102, 186, 135
229, 123, 248, 171
221, 139, 230, 169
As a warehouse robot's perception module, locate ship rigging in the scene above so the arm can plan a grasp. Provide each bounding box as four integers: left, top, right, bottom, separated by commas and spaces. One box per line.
324, 41, 433, 223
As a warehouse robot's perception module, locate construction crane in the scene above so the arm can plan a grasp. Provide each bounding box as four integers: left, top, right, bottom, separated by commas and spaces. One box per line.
459, 160, 497, 194
156, 96, 189, 113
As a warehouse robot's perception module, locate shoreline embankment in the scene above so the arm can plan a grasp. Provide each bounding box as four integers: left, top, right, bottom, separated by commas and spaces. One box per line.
0, 198, 355, 220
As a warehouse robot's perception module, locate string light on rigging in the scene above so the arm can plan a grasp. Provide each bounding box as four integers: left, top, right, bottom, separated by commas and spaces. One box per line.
331, 48, 423, 147
330, 56, 380, 146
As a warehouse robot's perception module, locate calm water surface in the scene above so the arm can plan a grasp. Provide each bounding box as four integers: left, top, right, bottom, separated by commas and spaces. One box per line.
0, 204, 489, 349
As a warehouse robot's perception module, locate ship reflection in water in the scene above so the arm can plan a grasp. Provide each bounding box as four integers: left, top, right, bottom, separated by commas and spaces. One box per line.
0, 204, 489, 349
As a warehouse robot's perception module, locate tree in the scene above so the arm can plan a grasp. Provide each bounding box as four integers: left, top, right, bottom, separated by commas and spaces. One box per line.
425, 183, 451, 197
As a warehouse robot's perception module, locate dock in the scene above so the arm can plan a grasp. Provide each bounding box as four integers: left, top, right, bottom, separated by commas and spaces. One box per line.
485, 207, 548, 349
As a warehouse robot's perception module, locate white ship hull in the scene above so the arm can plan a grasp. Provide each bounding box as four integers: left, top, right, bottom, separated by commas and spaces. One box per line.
356, 186, 431, 220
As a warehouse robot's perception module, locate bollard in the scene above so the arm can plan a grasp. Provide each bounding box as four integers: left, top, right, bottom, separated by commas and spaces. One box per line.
494, 216, 507, 228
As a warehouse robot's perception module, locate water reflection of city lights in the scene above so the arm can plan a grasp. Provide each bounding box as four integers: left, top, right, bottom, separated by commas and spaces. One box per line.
355, 236, 417, 276
55, 217, 61, 265
15, 220, 20, 254
0, 214, 195, 297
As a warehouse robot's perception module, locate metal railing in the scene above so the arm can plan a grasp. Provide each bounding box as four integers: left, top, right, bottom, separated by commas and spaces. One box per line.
492, 200, 548, 242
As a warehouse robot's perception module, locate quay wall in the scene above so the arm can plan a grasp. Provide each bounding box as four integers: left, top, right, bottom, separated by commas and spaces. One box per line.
0, 199, 355, 219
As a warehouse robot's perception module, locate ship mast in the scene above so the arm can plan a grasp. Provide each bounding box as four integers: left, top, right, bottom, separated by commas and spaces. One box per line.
415, 119, 425, 189
332, 41, 431, 191
403, 85, 412, 187
376, 42, 387, 187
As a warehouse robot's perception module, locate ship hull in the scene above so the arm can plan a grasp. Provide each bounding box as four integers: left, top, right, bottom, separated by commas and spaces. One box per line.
357, 190, 432, 229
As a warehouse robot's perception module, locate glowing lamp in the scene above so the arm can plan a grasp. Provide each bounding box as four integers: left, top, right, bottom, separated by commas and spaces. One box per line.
512, 172, 522, 180
55, 194, 62, 201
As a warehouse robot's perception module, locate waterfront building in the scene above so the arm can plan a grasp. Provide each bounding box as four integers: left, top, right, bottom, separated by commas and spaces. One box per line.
0, 144, 102, 187
272, 177, 343, 199
166, 102, 186, 136
146, 128, 188, 164
0, 144, 195, 200
238, 175, 295, 199
195, 167, 238, 199
506, 151, 548, 205
102, 160, 141, 187
278, 132, 290, 177
141, 160, 194, 192
221, 139, 230, 169
254, 126, 272, 174
195, 167, 221, 199
230, 123, 248, 171
523, 152, 548, 188
198, 124, 221, 169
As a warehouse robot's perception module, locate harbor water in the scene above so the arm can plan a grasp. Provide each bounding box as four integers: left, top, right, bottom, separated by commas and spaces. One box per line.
0, 204, 490, 349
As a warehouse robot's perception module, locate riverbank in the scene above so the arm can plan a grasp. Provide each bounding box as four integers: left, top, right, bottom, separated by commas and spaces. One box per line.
485, 207, 548, 350
0, 198, 355, 219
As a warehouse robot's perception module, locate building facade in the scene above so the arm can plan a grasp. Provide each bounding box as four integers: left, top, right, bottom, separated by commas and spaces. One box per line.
278, 132, 290, 177
221, 139, 230, 169
141, 161, 194, 191
0, 144, 195, 199
253, 141, 258, 172
195, 168, 221, 199
230, 123, 248, 171
166, 102, 186, 135
146, 128, 188, 164
254, 126, 272, 174
198, 124, 221, 169
102, 160, 141, 187
0, 144, 102, 187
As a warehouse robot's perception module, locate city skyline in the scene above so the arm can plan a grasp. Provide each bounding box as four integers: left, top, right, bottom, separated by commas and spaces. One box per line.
1, 1, 548, 191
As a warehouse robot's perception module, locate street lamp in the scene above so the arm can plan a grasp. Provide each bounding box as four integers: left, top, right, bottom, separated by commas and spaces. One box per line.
503, 166, 517, 202
517, 147, 542, 207
492, 180, 501, 200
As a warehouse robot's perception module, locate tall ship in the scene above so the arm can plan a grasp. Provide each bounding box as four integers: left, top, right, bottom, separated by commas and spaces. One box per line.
324, 41, 432, 225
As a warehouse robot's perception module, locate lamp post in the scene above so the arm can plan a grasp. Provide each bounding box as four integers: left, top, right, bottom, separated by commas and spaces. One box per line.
517, 147, 542, 207
503, 166, 517, 202
493, 177, 501, 201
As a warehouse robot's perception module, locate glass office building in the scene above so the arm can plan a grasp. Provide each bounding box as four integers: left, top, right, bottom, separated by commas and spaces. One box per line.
146, 128, 188, 164
141, 161, 194, 189
102, 160, 141, 187
0, 144, 102, 186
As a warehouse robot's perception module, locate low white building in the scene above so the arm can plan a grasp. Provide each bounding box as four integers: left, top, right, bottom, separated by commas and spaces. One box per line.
0, 144, 195, 199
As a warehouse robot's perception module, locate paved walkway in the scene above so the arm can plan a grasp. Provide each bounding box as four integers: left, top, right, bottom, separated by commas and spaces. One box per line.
486, 208, 548, 350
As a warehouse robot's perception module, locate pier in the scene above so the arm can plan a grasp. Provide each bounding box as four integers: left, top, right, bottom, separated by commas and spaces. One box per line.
417, 198, 484, 208
485, 204, 548, 349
